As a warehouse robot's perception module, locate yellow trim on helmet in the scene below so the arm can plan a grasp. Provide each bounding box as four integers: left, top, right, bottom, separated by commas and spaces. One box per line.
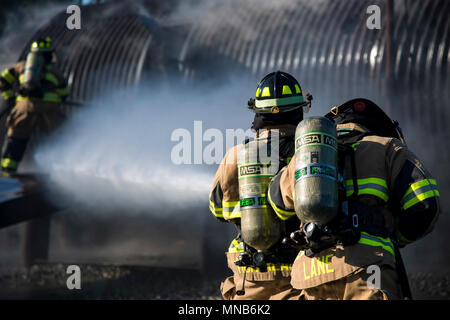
282, 85, 292, 95
261, 87, 271, 97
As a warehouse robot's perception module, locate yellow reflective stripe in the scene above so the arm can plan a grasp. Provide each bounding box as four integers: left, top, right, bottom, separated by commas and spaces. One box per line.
55, 86, 69, 96
223, 201, 239, 207
209, 200, 223, 218
42, 92, 61, 102
345, 177, 387, 188
403, 190, 437, 211
295, 84, 301, 94
228, 239, 244, 253
402, 179, 437, 201
1, 89, 14, 100
44, 73, 59, 86
17, 93, 62, 103
255, 88, 260, 97
236, 263, 292, 273
401, 179, 439, 210
261, 87, 271, 97
222, 200, 240, 219
346, 178, 389, 202
225, 210, 240, 219
1, 158, 18, 170
228, 247, 241, 253
255, 95, 304, 108
358, 232, 395, 257
347, 188, 389, 202
19, 74, 24, 84
1, 69, 16, 84
282, 85, 292, 95
267, 187, 295, 220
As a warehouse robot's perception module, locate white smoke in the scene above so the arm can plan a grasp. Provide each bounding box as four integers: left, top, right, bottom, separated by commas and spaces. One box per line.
33, 79, 254, 215
0, 2, 70, 70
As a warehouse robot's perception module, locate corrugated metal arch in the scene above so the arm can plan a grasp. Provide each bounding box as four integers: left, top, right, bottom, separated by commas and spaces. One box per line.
18, 4, 166, 104
179, 0, 449, 135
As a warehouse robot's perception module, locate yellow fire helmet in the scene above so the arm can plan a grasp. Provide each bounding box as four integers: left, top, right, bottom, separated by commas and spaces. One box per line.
249, 71, 311, 114
30, 37, 52, 53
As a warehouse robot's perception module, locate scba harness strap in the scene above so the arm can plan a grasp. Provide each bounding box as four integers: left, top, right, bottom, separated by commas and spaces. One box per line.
299, 141, 390, 257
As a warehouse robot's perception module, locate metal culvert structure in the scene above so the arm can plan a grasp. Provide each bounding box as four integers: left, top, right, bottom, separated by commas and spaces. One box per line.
4, 0, 448, 275
180, 0, 450, 136
20, 0, 449, 138
17, 2, 171, 104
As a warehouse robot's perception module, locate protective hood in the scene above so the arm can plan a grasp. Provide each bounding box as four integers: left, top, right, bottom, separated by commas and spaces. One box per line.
251, 108, 303, 131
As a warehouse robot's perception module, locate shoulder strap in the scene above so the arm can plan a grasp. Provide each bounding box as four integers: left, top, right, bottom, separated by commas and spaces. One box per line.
337, 141, 358, 200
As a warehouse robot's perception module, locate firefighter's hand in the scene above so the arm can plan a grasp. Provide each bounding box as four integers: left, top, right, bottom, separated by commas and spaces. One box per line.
282, 230, 308, 250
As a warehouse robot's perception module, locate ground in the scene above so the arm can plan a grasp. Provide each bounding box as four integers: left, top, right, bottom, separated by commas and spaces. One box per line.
0, 264, 222, 300
0, 263, 448, 300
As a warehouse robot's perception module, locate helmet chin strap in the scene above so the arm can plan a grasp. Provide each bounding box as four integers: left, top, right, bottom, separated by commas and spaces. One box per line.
393, 120, 408, 146
302, 92, 313, 114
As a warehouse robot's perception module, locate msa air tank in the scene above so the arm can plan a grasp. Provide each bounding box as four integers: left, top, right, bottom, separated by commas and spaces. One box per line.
294, 116, 338, 225
22, 51, 44, 93
237, 136, 281, 251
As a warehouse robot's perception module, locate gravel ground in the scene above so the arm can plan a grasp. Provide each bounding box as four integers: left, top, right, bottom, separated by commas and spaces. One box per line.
0, 264, 223, 300
0, 264, 448, 300
409, 272, 450, 300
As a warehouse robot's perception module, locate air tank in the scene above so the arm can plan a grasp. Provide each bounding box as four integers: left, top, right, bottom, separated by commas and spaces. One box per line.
22, 51, 44, 93
237, 138, 281, 251
294, 116, 339, 225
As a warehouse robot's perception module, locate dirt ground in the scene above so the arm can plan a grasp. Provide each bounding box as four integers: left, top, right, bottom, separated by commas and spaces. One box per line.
0, 263, 448, 300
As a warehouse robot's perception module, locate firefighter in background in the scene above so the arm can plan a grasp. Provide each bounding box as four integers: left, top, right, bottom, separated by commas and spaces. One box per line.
0, 37, 69, 173
209, 71, 312, 300
268, 98, 441, 299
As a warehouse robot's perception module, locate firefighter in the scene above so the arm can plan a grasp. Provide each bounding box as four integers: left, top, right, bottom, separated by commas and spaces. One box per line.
209, 71, 312, 300
0, 37, 69, 173
267, 98, 441, 300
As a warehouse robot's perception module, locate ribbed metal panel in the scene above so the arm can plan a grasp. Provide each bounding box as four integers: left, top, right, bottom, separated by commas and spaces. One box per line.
180, 0, 449, 135
18, 3, 164, 104
17, 0, 449, 136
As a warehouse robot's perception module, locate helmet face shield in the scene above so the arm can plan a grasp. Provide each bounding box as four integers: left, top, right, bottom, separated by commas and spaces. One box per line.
251, 71, 308, 114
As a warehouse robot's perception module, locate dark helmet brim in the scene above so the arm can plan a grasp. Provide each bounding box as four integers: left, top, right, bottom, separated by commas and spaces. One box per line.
325, 98, 402, 140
